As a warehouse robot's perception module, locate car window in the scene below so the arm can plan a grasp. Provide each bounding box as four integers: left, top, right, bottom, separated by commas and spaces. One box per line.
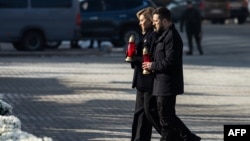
105, 0, 143, 11
0, 0, 28, 8
167, 0, 185, 10
31, 0, 72, 8
80, 0, 105, 12
80, 0, 143, 12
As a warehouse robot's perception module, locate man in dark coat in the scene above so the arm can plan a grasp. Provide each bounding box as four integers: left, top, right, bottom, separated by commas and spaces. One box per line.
142, 7, 201, 141
180, 0, 203, 55
129, 7, 161, 141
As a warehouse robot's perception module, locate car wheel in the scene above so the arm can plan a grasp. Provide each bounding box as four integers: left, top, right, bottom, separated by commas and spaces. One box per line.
46, 41, 62, 49
111, 28, 141, 48
237, 17, 246, 24
12, 42, 24, 51
21, 31, 45, 51
211, 20, 218, 24
70, 40, 81, 48
219, 19, 225, 24
111, 40, 123, 47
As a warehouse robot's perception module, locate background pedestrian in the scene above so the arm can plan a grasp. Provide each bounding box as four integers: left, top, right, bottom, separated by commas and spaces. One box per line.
180, 0, 203, 55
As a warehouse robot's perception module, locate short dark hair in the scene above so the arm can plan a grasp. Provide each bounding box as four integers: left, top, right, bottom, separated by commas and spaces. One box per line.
152, 7, 172, 21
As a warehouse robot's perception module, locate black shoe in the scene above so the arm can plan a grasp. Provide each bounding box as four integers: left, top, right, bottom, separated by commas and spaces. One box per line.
184, 133, 201, 141
71, 44, 81, 49
87, 46, 94, 49
186, 52, 193, 55
160, 129, 183, 141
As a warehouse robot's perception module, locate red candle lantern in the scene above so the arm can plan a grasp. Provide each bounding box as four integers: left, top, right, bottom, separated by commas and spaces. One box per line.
125, 35, 136, 62
143, 46, 150, 75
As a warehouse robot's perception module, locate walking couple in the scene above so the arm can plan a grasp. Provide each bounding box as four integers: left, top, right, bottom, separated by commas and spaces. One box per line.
128, 7, 201, 141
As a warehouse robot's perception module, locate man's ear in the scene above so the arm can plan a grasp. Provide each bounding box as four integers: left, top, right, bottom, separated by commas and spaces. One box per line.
162, 19, 167, 23
162, 18, 170, 26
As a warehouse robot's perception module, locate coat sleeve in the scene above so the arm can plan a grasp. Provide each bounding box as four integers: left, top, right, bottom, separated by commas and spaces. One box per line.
130, 40, 143, 68
151, 34, 176, 73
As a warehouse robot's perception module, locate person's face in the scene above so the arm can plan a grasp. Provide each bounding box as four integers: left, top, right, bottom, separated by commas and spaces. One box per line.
153, 14, 171, 32
153, 14, 163, 32
139, 15, 152, 32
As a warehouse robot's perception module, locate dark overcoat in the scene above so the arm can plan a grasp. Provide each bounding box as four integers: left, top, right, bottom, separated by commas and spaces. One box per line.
151, 24, 184, 96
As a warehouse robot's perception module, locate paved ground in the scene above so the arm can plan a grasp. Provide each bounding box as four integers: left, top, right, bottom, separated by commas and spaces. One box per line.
0, 24, 249, 141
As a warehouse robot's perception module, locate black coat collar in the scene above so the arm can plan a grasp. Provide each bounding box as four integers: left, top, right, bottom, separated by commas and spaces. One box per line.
156, 24, 174, 43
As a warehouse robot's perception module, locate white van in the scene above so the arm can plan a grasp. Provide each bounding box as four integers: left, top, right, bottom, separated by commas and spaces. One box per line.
0, 0, 81, 51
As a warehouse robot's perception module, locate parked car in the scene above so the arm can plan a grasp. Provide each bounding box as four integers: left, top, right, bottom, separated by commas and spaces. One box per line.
0, 0, 81, 51
203, 0, 249, 24
167, 0, 249, 24
166, 0, 202, 22
229, 0, 249, 24
79, 0, 157, 47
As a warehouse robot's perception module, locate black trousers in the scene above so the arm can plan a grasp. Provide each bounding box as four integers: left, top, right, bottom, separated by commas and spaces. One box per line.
186, 28, 203, 54
157, 96, 192, 141
131, 89, 161, 141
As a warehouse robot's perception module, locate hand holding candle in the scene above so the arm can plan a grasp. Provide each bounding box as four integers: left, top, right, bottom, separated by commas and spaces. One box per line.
142, 47, 151, 74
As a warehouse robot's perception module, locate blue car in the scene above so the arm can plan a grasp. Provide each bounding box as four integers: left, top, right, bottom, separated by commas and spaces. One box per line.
79, 0, 157, 47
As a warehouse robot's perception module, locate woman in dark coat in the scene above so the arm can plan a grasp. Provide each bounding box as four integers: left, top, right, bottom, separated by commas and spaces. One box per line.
129, 7, 161, 141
